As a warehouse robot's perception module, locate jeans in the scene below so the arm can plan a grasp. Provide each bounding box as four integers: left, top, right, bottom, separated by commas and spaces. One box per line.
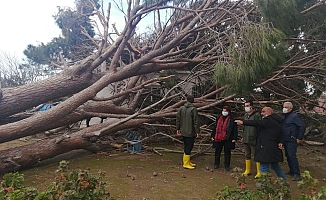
260, 162, 287, 181
284, 141, 300, 176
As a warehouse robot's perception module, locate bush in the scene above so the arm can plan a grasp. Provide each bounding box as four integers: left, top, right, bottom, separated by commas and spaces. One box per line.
0, 160, 112, 200
213, 168, 325, 200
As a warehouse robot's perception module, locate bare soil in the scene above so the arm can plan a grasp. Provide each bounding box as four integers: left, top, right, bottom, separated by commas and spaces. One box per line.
15, 142, 326, 200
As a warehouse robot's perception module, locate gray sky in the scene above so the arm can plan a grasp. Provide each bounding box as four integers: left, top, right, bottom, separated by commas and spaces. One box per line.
0, 0, 152, 60
0, 0, 75, 59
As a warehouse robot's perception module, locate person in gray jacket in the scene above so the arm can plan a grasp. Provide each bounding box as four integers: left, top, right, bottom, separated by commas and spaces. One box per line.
242, 100, 262, 178
176, 95, 200, 169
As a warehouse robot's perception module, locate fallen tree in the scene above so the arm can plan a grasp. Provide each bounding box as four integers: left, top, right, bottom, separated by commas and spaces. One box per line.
0, 0, 325, 174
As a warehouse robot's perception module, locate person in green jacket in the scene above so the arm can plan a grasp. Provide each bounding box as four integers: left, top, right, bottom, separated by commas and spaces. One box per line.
176, 95, 200, 169
242, 100, 262, 178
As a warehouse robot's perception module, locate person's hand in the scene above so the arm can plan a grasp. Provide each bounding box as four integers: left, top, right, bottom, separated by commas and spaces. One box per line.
211, 137, 215, 141
177, 130, 181, 136
231, 140, 236, 143
234, 120, 243, 125
278, 143, 283, 149
196, 134, 200, 138
296, 139, 301, 144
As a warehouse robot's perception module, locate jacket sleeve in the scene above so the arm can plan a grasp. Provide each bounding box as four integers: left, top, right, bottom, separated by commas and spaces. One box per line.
211, 116, 218, 138
231, 118, 238, 140
176, 107, 182, 130
243, 119, 269, 128
192, 108, 200, 134
294, 114, 306, 140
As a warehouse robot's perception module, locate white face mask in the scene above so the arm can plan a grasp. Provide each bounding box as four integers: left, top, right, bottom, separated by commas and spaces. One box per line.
282, 108, 288, 114
245, 107, 251, 113
222, 111, 229, 116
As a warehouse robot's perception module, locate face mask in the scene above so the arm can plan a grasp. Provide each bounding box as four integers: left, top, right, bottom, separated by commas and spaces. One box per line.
222, 111, 229, 116
283, 108, 288, 114
245, 107, 251, 113
262, 114, 268, 119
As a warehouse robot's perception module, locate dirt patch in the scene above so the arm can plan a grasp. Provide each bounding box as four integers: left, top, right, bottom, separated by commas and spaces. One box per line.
19, 143, 326, 200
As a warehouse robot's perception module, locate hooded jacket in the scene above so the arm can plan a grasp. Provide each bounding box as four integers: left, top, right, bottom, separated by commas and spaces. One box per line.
243, 113, 284, 163
176, 102, 200, 137
243, 111, 261, 145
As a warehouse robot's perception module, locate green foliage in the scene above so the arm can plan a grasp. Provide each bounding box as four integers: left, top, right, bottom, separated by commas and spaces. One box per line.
0, 160, 111, 200
256, 0, 302, 36
213, 170, 326, 200
296, 171, 326, 199
2, 172, 25, 189
0, 172, 38, 200
35, 160, 109, 200
214, 24, 286, 95
24, 0, 100, 65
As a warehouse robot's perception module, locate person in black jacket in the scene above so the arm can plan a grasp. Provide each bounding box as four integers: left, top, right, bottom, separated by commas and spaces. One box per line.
235, 107, 287, 181
211, 106, 238, 171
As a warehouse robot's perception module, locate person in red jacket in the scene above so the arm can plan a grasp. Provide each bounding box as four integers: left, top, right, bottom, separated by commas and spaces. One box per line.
176, 95, 200, 169
211, 106, 238, 171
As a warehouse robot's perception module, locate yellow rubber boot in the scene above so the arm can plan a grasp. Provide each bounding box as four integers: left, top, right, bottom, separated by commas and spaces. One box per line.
183, 154, 195, 169
188, 154, 196, 167
242, 159, 251, 176
255, 162, 261, 179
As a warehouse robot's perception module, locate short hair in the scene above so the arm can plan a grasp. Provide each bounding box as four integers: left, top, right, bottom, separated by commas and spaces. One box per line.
223, 105, 231, 113
245, 100, 254, 107
186, 95, 194, 103
284, 102, 293, 109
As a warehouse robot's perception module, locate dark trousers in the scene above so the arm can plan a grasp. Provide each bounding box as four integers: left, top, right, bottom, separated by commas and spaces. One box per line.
183, 136, 195, 155
214, 140, 232, 168
284, 141, 300, 176
243, 143, 255, 160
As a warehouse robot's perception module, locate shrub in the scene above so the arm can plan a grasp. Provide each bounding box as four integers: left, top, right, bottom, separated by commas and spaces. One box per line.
0, 160, 112, 200
213, 169, 326, 200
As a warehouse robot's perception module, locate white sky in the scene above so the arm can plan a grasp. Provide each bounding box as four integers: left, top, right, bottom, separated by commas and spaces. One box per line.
0, 0, 153, 61
0, 0, 76, 59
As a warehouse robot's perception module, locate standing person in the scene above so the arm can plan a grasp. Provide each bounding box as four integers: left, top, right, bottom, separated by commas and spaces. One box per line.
176, 95, 200, 170
235, 107, 287, 182
282, 102, 306, 181
211, 106, 238, 171
242, 100, 262, 178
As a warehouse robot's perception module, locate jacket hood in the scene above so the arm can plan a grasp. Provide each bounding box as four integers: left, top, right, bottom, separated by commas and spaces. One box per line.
184, 102, 194, 108
268, 113, 283, 124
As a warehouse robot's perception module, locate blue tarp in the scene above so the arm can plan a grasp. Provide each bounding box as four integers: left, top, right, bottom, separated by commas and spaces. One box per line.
38, 104, 54, 111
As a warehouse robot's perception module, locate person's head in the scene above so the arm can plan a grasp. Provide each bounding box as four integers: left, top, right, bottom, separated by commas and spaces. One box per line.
261, 107, 273, 118
222, 105, 231, 116
244, 100, 254, 113
283, 102, 293, 114
186, 95, 194, 103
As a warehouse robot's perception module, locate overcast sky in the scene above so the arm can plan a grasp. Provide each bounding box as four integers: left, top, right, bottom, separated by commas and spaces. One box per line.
0, 0, 76, 59
0, 1, 153, 61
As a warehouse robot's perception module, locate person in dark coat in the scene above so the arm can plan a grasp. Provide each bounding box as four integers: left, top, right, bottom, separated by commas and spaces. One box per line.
235, 107, 287, 181
176, 95, 200, 169
211, 106, 238, 171
282, 101, 306, 181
